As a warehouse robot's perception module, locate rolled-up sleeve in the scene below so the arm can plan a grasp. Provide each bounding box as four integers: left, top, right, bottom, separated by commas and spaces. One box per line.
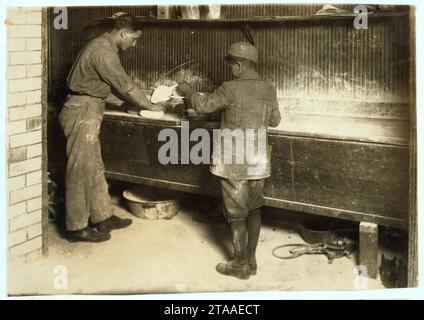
190, 84, 230, 114
92, 49, 135, 97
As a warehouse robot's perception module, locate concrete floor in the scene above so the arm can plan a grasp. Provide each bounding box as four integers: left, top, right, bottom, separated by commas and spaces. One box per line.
8, 189, 385, 296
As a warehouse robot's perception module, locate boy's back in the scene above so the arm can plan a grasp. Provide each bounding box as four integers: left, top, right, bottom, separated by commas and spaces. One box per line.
219, 73, 281, 131
176, 42, 282, 279
190, 69, 281, 180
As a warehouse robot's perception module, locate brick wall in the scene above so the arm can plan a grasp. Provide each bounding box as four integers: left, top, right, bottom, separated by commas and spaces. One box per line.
6, 7, 44, 264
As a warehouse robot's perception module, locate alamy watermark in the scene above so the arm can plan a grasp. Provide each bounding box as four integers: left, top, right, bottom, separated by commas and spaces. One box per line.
53, 265, 68, 290
53, 7, 68, 30
53, 5, 368, 31
353, 265, 368, 289
158, 121, 268, 176
354, 5, 368, 30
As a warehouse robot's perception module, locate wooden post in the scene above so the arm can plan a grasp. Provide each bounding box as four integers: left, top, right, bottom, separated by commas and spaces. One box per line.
359, 222, 379, 279
407, 7, 418, 287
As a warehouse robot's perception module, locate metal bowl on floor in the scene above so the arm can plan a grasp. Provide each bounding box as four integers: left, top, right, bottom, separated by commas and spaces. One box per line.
123, 186, 183, 219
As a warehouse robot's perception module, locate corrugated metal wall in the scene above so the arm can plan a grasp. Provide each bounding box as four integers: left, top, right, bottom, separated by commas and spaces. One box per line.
48, 5, 410, 107
222, 3, 351, 18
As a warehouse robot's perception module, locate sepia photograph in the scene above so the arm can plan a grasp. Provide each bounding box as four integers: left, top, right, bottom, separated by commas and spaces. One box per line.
2, 1, 418, 297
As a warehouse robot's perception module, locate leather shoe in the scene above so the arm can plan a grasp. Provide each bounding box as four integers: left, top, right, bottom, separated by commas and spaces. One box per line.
95, 215, 132, 233
216, 260, 250, 280
67, 227, 111, 243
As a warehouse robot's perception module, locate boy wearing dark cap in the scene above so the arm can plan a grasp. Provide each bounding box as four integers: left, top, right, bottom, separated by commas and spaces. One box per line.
177, 42, 281, 279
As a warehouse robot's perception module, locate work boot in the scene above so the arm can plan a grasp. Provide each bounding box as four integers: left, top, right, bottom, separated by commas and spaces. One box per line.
247, 209, 261, 276
95, 215, 132, 233
217, 220, 250, 279
247, 251, 257, 276
216, 259, 250, 280
67, 227, 111, 243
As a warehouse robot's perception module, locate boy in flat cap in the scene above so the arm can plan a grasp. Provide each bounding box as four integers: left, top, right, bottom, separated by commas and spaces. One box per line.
177, 42, 281, 279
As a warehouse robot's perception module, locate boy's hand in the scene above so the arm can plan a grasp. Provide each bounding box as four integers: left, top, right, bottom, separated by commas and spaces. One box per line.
176, 82, 195, 99
153, 101, 173, 112
174, 102, 188, 114
149, 103, 165, 112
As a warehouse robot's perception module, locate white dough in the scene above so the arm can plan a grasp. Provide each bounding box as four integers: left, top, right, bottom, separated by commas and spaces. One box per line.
139, 110, 165, 119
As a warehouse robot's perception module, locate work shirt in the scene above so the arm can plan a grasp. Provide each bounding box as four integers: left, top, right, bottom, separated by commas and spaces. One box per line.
190, 70, 281, 180
67, 32, 135, 99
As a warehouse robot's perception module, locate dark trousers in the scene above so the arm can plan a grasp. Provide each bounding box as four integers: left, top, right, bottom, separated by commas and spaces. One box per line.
221, 178, 265, 222
220, 178, 264, 266
59, 95, 112, 231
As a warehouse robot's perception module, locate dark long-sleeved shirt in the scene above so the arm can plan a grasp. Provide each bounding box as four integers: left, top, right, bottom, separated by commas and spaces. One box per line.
191, 71, 281, 128
190, 70, 282, 179
67, 32, 135, 99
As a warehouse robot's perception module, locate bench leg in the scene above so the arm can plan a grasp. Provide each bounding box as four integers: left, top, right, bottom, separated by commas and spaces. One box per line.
359, 222, 379, 279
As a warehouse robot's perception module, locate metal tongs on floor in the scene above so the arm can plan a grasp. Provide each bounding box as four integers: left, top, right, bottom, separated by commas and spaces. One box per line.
272, 238, 356, 264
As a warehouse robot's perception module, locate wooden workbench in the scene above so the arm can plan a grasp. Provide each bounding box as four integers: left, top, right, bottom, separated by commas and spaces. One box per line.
45, 99, 408, 278
101, 107, 409, 230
